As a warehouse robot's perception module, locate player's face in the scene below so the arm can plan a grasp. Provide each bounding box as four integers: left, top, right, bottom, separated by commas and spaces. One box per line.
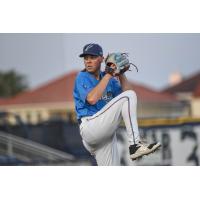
84, 55, 103, 73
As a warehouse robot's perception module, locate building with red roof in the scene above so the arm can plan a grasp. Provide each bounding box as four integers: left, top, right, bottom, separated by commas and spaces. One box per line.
163, 71, 200, 117
0, 71, 188, 124
163, 71, 200, 95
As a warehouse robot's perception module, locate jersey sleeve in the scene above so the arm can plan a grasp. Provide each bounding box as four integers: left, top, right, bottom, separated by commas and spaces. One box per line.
75, 73, 94, 103
111, 78, 122, 97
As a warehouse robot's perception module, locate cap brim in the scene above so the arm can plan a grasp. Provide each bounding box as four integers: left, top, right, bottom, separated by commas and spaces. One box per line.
79, 53, 101, 57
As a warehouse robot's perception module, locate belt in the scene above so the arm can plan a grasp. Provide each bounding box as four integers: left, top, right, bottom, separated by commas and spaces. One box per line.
78, 119, 82, 125
78, 116, 89, 125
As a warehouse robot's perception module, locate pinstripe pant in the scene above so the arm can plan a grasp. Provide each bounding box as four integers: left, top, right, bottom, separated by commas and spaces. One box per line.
79, 90, 140, 166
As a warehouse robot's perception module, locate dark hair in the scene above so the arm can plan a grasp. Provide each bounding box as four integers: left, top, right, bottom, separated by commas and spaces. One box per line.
81, 68, 86, 72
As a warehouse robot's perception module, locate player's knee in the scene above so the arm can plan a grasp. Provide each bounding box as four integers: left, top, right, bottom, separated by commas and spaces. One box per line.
122, 90, 137, 100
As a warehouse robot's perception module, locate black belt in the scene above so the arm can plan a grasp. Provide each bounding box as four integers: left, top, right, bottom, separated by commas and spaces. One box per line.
78, 119, 82, 125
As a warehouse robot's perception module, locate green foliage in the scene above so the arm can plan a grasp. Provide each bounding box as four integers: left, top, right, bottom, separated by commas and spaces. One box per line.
0, 70, 29, 97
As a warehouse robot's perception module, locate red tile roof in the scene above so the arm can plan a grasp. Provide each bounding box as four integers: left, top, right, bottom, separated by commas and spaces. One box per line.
163, 71, 200, 95
0, 71, 176, 106
0, 71, 77, 106
0, 99, 8, 104
131, 82, 177, 102
194, 82, 200, 97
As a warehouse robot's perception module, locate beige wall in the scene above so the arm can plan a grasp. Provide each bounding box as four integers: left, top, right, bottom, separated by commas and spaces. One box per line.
0, 102, 74, 124
0, 100, 189, 124
138, 102, 189, 118
191, 98, 200, 117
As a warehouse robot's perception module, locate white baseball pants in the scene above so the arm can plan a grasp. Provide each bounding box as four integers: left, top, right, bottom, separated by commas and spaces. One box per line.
79, 90, 140, 166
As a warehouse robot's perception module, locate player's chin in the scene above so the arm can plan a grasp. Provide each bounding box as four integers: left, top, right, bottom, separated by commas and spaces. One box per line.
86, 66, 95, 72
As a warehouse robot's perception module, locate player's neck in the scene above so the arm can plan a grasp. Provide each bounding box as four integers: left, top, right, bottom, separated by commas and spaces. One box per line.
92, 70, 100, 80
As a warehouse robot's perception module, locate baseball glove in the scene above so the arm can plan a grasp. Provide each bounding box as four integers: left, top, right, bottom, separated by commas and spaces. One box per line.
104, 53, 138, 76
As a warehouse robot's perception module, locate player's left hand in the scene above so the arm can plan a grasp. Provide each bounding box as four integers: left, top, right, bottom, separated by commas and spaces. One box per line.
104, 52, 138, 76
105, 63, 117, 76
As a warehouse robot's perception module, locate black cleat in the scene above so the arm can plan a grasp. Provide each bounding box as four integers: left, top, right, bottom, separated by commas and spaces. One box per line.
129, 141, 161, 161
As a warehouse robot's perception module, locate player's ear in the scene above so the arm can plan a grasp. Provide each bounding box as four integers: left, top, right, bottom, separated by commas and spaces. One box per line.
100, 56, 104, 63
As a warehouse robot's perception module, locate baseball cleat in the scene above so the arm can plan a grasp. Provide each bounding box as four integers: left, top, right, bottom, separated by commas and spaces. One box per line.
129, 141, 161, 161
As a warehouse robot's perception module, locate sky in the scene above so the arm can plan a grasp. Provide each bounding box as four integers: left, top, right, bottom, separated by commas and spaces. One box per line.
0, 33, 200, 90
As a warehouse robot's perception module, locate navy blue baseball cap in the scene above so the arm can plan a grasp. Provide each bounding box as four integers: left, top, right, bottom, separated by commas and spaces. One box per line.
79, 43, 103, 57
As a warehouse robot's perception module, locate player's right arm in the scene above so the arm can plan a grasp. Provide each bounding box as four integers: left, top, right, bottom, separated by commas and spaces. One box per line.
118, 74, 132, 91
87, 74, 112, 105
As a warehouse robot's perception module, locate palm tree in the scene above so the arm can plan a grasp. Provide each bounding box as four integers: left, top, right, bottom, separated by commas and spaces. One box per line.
0, 70, 29, 97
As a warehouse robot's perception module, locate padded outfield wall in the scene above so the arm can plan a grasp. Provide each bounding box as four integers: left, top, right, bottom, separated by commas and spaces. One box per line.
118, 117, 200, 166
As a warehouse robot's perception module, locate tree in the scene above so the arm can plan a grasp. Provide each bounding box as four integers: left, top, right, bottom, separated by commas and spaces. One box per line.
0, 70, 29, 98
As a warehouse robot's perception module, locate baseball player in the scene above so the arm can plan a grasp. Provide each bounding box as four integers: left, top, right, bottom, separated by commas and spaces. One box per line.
73, 43, 161, 166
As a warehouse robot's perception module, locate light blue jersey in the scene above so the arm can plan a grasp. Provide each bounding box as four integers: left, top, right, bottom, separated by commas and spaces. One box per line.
73, 71, 122, 119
